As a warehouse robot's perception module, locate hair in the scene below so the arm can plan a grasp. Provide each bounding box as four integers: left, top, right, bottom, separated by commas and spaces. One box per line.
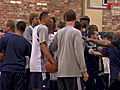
29, 12, 39, 24
64, 9, 76, 21
87, 25, 98, 31
6, 19, 15, 32
51, 17, 56, 30
52, 17, 56, 23
103, 33, 113, 40
39, 12, 49, 21
16, 21, 26, 32
88, 30, 98, 38
56, 20, 66, 29
74, 21, 81, 30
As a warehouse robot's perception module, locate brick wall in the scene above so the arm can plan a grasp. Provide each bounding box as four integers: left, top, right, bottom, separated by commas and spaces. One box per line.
0, 0, 82, 28
102, 9, 120, 32
1, 0, 120, 32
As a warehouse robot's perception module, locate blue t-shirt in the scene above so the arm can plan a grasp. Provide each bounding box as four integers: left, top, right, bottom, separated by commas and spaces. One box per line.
102, 47, 120, 79
111, 38, 120, 49
0, 34, 31, 73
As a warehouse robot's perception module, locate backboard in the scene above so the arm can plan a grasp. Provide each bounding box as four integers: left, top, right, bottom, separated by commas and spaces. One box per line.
88, 0, 120, 9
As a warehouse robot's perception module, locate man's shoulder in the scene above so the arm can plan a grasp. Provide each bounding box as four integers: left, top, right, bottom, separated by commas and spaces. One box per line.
3, 34, 14, 38
111, 38, 120, 47
0, 34, 17, 42
58, 27, 80, 35
35, 24, 47, 29
11, 34, 28, 40
26, 26, 33, 30
61, 27, 78, 31
34, 24, 48, 33
18, 36, 31, 45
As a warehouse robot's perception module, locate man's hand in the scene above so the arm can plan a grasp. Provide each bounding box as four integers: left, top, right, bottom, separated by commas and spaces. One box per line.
0, 53, 4, 63
52, 59, 58, 73
88, 48, 95, 54
118, 72, 120, 81
0, 32, 5, 38
83, 72, 89, 81
40, 42, 58, 72
97, 46, 103, 52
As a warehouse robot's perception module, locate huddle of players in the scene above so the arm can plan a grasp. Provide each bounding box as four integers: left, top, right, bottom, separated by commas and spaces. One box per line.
80, 16, 120, 90
0, 9, 119, 90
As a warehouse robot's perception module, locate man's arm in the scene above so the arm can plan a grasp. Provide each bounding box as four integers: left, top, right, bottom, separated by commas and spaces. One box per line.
40, 42, 55, 63
49, 34, 58, 52
88, 48, 105, 57
83, 37, 115, 47
40, 42, 58, 72
38, 26, 58, 72
74, 32, 89, 81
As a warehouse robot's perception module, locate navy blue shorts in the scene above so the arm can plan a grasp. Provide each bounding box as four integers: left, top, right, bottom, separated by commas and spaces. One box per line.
29, 72, 50, 90
85, 75, 105, 90
0, 71, 25, 90
109, 79, 120, 90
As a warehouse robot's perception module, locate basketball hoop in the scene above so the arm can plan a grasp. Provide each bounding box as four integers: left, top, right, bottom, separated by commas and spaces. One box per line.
108, 3, 120, 9
108, 3, 120, 16
107, 3, 120, 30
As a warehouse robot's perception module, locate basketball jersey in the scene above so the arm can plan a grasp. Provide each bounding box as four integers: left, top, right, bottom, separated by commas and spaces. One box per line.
30, 24, 49, 72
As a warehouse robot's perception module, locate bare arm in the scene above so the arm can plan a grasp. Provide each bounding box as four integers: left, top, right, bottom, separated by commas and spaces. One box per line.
83, 37, 115, 47
88, 48, 105, 57
40, 42, 58, 72
40, 42, 55, 63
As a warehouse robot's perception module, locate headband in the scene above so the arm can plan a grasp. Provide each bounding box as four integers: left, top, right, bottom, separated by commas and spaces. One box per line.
80, 18, 90, 21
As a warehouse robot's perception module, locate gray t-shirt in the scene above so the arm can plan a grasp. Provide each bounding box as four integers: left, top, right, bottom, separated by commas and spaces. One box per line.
23, 26, 33, 43
50, 26, 87, 77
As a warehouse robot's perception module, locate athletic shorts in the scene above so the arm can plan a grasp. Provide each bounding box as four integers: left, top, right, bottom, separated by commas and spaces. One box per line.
29, 72, 51, 90
0, 71, 25, 90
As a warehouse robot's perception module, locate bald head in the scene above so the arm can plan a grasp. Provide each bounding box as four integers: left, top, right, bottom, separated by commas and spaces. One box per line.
114, 30, 120, 40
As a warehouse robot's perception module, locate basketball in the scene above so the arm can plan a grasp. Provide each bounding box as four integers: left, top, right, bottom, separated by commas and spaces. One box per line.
45, 60, 58, 73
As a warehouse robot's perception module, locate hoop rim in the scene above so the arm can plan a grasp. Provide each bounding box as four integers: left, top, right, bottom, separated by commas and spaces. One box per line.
108, 3, 120, 9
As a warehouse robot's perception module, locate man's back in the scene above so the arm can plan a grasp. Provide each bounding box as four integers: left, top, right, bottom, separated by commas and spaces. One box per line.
50, 26, 86, 77
0, 34, 31, 73
102, 47, 120, 80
